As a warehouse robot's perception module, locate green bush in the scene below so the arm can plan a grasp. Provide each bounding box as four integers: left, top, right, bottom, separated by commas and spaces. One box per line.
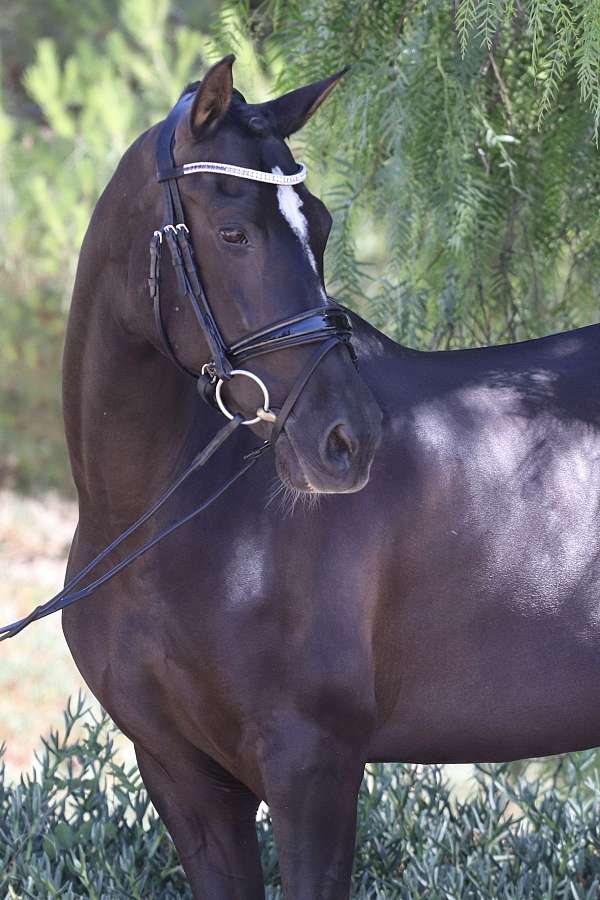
3, 696, 600, 898
263, 1, 600, 347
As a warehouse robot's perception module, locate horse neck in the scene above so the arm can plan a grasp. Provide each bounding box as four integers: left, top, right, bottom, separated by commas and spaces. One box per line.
64, 296, 204, 525
63, 169, 207, 529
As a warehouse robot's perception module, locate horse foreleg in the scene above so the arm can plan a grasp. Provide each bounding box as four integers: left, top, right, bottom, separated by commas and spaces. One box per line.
260, 723, 364, 900
135, 744, 265, 900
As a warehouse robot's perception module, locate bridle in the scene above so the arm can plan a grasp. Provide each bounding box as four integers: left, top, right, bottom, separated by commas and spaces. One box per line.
148, 88, 356, 441
0, 89, 360, 642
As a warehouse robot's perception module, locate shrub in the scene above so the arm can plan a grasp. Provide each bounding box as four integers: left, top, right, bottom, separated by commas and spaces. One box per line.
3, 696, 600, 898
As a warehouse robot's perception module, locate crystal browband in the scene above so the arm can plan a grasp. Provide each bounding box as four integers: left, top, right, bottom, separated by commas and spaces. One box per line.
157, 161, 307, 185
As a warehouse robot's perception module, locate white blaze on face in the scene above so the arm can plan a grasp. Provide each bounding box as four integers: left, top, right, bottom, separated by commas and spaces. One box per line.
273, 166, 328, 303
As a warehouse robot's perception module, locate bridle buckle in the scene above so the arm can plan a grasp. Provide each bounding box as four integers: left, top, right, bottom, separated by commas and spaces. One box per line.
201, 361, 217, 383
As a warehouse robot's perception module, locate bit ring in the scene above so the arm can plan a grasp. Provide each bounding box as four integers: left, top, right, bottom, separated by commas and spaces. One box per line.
215, 369, 272, 426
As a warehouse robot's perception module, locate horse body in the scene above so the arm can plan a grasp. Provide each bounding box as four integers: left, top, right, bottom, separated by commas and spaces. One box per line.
362, 323, 600, 765
65, 307, 600, 896
62, 56, 600, 900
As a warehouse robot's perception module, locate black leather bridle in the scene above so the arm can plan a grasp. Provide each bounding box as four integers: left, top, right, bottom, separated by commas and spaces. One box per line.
0, 90, 359, 642
148, 89, 356, 441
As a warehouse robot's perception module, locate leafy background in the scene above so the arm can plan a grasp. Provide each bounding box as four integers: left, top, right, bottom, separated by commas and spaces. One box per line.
2, 0, 600, 895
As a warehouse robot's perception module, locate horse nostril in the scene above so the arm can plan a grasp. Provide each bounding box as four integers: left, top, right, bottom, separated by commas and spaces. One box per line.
323, 423, 356, 471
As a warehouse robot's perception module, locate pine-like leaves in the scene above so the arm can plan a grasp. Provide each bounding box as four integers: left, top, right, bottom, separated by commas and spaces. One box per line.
255, 0, 600, 349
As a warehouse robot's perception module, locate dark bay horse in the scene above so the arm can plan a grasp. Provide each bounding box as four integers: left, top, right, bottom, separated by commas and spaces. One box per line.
63, 56, 600, 899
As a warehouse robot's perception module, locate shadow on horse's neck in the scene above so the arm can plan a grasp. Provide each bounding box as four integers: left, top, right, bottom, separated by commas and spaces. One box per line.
63, 284, 217, 527
62, 130, 235, 529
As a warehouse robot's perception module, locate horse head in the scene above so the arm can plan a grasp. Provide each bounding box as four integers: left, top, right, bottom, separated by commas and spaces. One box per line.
130, 55, 382, 494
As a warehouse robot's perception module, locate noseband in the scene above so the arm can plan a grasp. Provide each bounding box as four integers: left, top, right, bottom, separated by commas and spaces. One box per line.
148, 90, 356, 441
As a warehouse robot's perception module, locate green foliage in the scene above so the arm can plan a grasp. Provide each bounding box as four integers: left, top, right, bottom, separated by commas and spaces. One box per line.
0, 0, 221, 116
3, 698, 600, 897
1, 696, 190, 898
258, 0, 600, 350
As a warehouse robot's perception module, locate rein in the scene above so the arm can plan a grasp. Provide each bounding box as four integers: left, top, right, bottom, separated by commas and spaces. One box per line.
0, 417, 253, 642
0, 89, 357, 642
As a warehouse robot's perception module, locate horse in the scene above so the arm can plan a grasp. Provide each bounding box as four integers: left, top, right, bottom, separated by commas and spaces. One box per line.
62, 55, 600, 899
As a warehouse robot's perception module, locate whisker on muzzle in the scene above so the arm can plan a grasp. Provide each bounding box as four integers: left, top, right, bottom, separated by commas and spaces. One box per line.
265, 477, 322, 518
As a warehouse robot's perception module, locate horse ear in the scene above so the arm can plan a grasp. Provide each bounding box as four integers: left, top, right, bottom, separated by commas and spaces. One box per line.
189, 54, 235, 139
262, 67, 349, 138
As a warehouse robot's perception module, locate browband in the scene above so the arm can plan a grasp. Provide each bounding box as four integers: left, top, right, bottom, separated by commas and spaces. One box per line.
158, 161, 307, 185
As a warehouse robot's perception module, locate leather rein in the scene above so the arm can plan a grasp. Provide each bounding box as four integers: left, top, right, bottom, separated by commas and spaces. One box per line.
0, 89, 358, 642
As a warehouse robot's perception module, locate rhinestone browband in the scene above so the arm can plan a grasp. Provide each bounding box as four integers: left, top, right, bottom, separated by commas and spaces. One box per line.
180, 161, 307, 185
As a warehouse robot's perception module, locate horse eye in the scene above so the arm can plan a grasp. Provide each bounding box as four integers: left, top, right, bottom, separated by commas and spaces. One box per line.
219, 227, 248, 245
